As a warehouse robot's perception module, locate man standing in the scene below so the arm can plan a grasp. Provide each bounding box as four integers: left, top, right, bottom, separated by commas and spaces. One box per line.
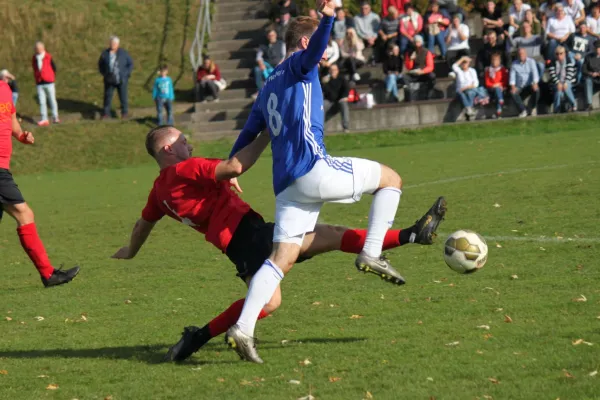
98, 36, 134, 119
322, 63, 351, 132
510, 47, 540, 117
0, 81, 79, 287
32, 42, 59, 126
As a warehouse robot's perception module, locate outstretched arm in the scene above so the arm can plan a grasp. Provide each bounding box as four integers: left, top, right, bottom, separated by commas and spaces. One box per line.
299, 1, 335, 74
112, 218, 157, 259
229, 100, 266, 157
217, 132, 270, 181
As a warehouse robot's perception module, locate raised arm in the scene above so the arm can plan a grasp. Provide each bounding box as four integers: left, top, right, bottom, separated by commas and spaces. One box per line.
299, 1, 335, 74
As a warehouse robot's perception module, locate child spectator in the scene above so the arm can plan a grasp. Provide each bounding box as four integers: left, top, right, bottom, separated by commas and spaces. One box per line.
453, 56, 489, 119
341, 27, 366, 82
425, 1, 450, 58
153, 64, 175, 125
404, 35, 436, 101
549, 45, 578, 112
484, 53, 509, 118
322, 63, 351, 133
510, 47, 541, 117
582, 39, 600, 110
446, 14, 470, 67
196, 56, 223, 102
399, 4, 424, 55
0, 70, 18, 106
383, 44, 403, 102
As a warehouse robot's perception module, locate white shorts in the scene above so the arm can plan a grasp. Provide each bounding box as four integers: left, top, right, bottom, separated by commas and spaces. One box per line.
273, 157, 381, 245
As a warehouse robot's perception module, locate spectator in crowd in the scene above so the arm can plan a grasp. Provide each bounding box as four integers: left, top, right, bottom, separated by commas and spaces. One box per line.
582, 39, 600, 109
476, 30, 507, 80
480, 1, 504, 38
98, 36, 133, 119
518, 9, 542, 36
383, 44, 403, 102
446, 14, 470, 67
276, 11, 292, 40
587, 4, 600, 38
153, 64, 175, 125
425, 0, 450, 59
272, 0, 298, 21
321, 36, 341, 78
354, 1, 381, 49
452, 56, 489, 119
484, 53, 509, 118
404, 35, 436, 101
508, 0, 532, 37
383, 0, 408, 16
399, 4, 424, 56
196, 56, 223, 102
253, 29, 286, 97
546, 4, 576, 60
437, 0, 465, 20
333, 8, 354, 47
32, 41, 59, 126
322, 63, 351, 133
341, 27, 366, 81
588, 0, 600, 13
0, 70, 18, 106
563, 0, 586, 25
539, 0, 558, 27
378, 5, 400, 61
572, 22, 593, 82
308, 9, 321, 20
510, 21, 546, 75
548, 45, 578, 112
510, 47, 540, 117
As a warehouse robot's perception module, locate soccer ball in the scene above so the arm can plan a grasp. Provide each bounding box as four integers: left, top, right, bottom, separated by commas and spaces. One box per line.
444, 230, 488, 274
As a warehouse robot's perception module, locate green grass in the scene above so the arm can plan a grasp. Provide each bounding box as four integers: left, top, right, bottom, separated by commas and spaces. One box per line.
1, 123, 600, 399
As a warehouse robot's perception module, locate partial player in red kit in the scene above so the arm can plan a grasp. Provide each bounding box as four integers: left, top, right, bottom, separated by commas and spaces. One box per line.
0, 81, 79, 287
112, 125, 445, 362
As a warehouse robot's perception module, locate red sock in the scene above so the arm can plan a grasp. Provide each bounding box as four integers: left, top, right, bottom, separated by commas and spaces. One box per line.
208, 298, 269, 337
17, 223, 54, 279
340, 229, 402, 254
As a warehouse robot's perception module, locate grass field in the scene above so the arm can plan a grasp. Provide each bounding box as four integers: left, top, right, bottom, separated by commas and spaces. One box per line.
1, 119, 600, 399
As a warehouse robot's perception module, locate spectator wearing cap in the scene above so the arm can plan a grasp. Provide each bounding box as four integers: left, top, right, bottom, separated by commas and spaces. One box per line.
341, 27, 366, 81
452, 56, 489, 119
196, 56, 223, 102
484, 53, 509, 118
382, 0, 408, 16
546, 4, 576, 60
253, 29, 286, 98
32, 41, 59, 126
549, 45, 577, 112
563, 0, 586, 25
508, 0, 532, 37
399, 4, 424, 56
587, 5, 600, 38
354, 1, 381, 49
377, 6, 400, 61
404, 35, 436, 101
446, 13, 470, 67
510, 47, 540, 117
0, 70, 18, 106
510, 21, 545, 76
480, 1, 504, 38
582, 39, 600, 109
98, 36, 134, 119
476, 30, 506, 81
322, 63, 351, 133
425, 1, 450, 58
383, 44, 403, 102
333, 8, 354, 47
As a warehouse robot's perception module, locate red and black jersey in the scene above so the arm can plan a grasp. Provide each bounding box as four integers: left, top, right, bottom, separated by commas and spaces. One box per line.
0, 81, 16, 170
141, 157, 252, 252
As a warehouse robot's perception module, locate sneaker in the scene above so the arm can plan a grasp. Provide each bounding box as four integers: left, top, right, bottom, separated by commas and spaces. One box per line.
53, 118, 61, 124
41, 266, 80, 288
37, 120, 50, 127
121, 113, 130, 120
343, 129, 350, 133
411, 197, 447, 245
355, 253, 406, 285
352, 73, 361, 81
529, 108, 537, 117
518, 110, 528, 118
164, 326, 211, 362
225, 324, 263, 364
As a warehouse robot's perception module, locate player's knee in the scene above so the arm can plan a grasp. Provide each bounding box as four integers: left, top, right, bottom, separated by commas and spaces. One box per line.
379, 165, 403, 190
6, 203, 34, 225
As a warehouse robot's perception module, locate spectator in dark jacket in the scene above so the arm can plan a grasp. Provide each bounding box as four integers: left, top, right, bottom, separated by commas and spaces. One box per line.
322, 63, 351, 132
32, 42, 59, 126
572, 22, 593, 82
273, 0, 298, 21
98, 36, 134, 119
196, 56, 223, 102
383, 44, 403, 102
582, 39, 600, 109
404, 35, 436, 101
476, 30, 506, 80
549, 45, 577, 112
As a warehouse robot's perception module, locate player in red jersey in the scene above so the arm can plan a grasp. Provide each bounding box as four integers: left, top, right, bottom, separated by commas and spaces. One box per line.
112, 125, 446, 362
0, 81, 79, 287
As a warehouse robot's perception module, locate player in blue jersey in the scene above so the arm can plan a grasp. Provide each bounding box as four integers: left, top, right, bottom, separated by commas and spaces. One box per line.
225, 0, 446, 363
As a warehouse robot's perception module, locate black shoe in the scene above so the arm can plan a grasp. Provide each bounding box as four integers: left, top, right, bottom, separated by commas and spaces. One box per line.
164, 326, 211, 362
412, 197, 447, 245
41, 266, 80, 288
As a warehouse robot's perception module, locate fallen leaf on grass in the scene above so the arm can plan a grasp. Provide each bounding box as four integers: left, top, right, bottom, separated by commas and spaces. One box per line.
350, 315, 364, 319
483, 395, 493, 400
380, 294, 385, 300
5, 317, 12, 321
589, 370, 598, 377
281, 340, 289, 345
46, 384, 59, 390
572, 294, 587, 302
426, 377, 434, 382
504, 315, 513, 323
445, 341, 460, 346
298, 396, 315, 400
216, 378, 225, 383
288, 379, 301, 385
477, 325, 491, 330
0, 370, 7, 375
79, 314, 88, 322
495, 243, 502, 248
240, 379, 253, 386
483, 334, 493, 340
417, 320, 423, 325
583, 341, 594, 346
34, 316, 44, 321
299, 358, 312, 366
365, 391, 374, 399
328, 376, 342, 383
124, 299, 132, 304
539, 247, 546, 251
311, 301, 321, 306
572, 339, 584, 345
104, 396, 113, 400
562, 369, 575, 378
493, 203, 501, 208
37, 375, 49, 378
476, 350, 484, 354
510, 275, 518, 280
488, 377, 500, 384
495, 308, 503, 312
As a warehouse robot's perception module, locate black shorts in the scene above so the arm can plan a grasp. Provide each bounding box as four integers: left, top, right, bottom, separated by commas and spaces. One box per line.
225, 211, 311, 280
0, 169, 25, 221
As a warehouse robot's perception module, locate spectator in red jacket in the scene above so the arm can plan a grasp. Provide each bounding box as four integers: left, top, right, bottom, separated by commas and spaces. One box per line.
382, 0, 409, 16
196, 56, 223, 102
32, 41, 59, 126
399, 4, 424, 55
403, 35, 436, 101
484, 53, 509, 118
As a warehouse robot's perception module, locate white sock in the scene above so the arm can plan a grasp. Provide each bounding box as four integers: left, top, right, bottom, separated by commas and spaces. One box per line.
362, 187, 402, 258
236, 260, 284, 337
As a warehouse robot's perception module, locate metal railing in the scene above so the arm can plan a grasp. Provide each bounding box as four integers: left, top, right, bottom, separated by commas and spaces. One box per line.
190, 0, 211, 72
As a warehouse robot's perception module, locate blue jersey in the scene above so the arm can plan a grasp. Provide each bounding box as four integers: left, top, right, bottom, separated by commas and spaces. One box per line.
230, 16, 340, 195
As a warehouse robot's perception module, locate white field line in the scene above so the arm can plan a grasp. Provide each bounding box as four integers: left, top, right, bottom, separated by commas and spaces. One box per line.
438, 233, 600, 244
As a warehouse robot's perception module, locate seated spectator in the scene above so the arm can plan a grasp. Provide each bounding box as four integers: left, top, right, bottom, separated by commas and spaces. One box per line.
572, 22, 593, 82
508, 0, 532, 37
539, 0, 558, 27
321, 36, 341, 78
588, 0, 600, 14
452, 56, 489, 119
582, 39, 600, 109
480, 1, 504, 38
378, 5, 400, 61
276, 11, 292, 40
341, 27, 366, 81
510, 47, 540, 117
253, 29, 286, 97
196, 56, 222, 102
403, 35, 436, 101
518, 9, 542, 36
0, 69, 18, 106
399, 5, 424, 56
510, 22, 546, 75
546, 4, 576, 60
322, 63, 351, 133
437, 0, 465, 21
272, 0, 298, 21
549, 45, 578, 112
354, 1, 381, 49
476, 30, 507, 80
333, 8, 354, 47
587, 4, 600, 38
425, 1, 450, 59
153, 64, 175, 125
446, 14, 470, 67
383, 0, 408, 16
383, 44, 404, 102
563, 0, 586, 26
484, 53, 509, 118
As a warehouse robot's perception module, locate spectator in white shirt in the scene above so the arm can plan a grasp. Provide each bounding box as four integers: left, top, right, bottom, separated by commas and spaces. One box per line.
546, 4, 576, 60
539, 0, 558, 27
587, 4, 600, 38
562, 0, 586, 25
452, 56, 489, 119
508, 0, 532, 37
320, 36, 340, 78
446, 14, 470, 67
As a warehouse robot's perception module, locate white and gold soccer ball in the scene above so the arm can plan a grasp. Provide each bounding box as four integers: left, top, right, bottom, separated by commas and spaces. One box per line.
444, 230, 488, 274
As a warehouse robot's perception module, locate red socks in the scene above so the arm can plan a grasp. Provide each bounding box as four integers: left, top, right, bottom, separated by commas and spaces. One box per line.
17, 223, 54, 279
208, 298, 269, 337
340, 229, 402, 254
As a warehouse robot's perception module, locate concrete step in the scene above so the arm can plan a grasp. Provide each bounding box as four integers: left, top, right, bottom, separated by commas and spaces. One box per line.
194, 97, 253, 112
192, 108, 250, 123
191, 119, 247, 132
220, 68, 251, 80
213, 8, 267, 23
207, 38, 261, 52
227, 78, 255, 90
211, 28, 267, 42
209, 48, 256, 61
214, 57, 256, 69
212, 18, 270, 33
192, 129, 241, 140
218, 87, 254, 100
216, 0, 267, 14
